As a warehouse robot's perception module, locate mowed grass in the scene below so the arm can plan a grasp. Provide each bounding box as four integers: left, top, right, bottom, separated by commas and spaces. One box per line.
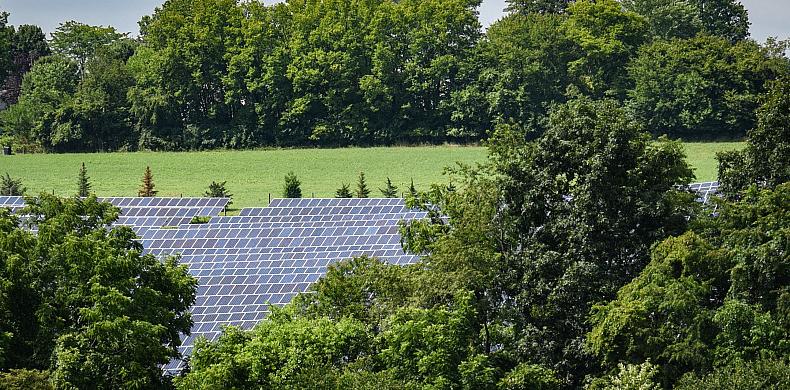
0, 143, 743, 209
0, 146, 487, 209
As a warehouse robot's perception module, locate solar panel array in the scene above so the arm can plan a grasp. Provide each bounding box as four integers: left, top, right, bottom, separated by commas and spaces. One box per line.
0, 184, 724, 374
98, 197, 229, 235
0, 196, 229, 235
141, 198, 427, 373
687, 181, 720, 204
0, 196, 26, 213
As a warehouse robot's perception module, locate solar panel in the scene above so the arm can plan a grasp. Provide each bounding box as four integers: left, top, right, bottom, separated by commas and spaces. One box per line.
150, 197, 423, 374
686, 181, 720, 204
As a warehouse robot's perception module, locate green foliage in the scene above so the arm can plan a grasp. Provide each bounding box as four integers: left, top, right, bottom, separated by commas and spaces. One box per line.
628, 35, 786, 138
588, 183, 790, 386
175, 314, 372, 389
718, 77, 790, 197
0, 195, 196, 388
2, 0, 784, 151
294, 256, 414, 328
688, 0, 750, 42
204, 180, 232, 208
0, 55, 78, 152
454, 12, 574, 135
283, 171, 302, 198
138, 166, 157, 197
0, 369, 52, 390
0, 12, 13, 82
621, 0, 702, 40
1, 20, 50, 106
497, 364, 561, 390
355, 172, 370, 198
562, 0, 648, 98
674, 358, 790, 390
587, 361, 660, 390
379, 177, 398, 198
402, 96, 695, 386
76, 162, 90, 197
0, 173, 25, 196
335, 183, 352, 198
49, 21, 125, 77
408, 179, 418, 198
505, 0, 573, 14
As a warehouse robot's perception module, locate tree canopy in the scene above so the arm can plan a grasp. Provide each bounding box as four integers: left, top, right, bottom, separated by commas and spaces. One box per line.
0, 195, 197, 388
2, 0, 785, 152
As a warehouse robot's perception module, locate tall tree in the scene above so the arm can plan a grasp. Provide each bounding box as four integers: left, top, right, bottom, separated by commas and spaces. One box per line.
628, 35, 787, 138
49, 21, 125, 78
0, 55, 79, 151
0, 12, 13, 84
137, 166, 157, 197
355, 172, 370, 198
505, 0, 574, 14
404, 97, 694, 385
0, 195, 196, 387
49, 40, 137, 151
76, 162, 90, 197
689, 0, 750, 42
129, 0, 244, 150
562, 0, 648, 98
1, 23, 50, 105
621, 0, 702, 40
452, 12, 575, 137
717, 76, 790, 197
283, 171, 302, 198
588, 184, 790, 387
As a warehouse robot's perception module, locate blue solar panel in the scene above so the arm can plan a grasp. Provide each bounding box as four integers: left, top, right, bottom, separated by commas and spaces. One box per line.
151, 197, 422, 374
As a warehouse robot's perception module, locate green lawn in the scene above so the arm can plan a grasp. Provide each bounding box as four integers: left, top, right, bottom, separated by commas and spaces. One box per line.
0, 143, 743, 209
683, 141, 744, 182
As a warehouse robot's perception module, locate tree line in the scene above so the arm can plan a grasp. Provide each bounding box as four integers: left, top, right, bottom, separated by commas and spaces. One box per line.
1, 0, 788, 153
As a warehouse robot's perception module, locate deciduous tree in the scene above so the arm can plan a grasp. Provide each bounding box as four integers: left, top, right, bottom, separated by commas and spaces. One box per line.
0, 195, 196, 388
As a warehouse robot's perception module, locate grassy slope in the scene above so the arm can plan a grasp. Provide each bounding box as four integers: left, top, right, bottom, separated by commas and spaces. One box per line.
0, 143, 743, 209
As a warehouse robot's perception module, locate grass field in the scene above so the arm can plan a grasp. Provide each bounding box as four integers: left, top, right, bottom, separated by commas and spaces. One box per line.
0, 143, 743, 209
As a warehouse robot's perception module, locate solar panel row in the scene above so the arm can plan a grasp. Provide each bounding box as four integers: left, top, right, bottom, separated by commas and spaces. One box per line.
147, 198, 423, 373
0, 186, 723, 375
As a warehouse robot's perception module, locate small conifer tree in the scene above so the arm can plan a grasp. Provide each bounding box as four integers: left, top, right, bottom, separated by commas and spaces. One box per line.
77, 162, 91, 197
408, 178, 418, 197
205, 181, 233, 208
379, 177, 398, 198
1, 173, 26, 196
283, 172, 302, 198
335, 183, 352, 198
355, 171, 370, 198
138, 166, 157, 197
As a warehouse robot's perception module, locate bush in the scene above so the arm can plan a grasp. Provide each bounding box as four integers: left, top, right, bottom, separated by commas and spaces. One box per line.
0, 173, 25, 196
283, 172, 302, 198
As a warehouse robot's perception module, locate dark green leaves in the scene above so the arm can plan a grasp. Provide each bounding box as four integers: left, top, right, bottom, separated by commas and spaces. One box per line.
0, 195, 197, 388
